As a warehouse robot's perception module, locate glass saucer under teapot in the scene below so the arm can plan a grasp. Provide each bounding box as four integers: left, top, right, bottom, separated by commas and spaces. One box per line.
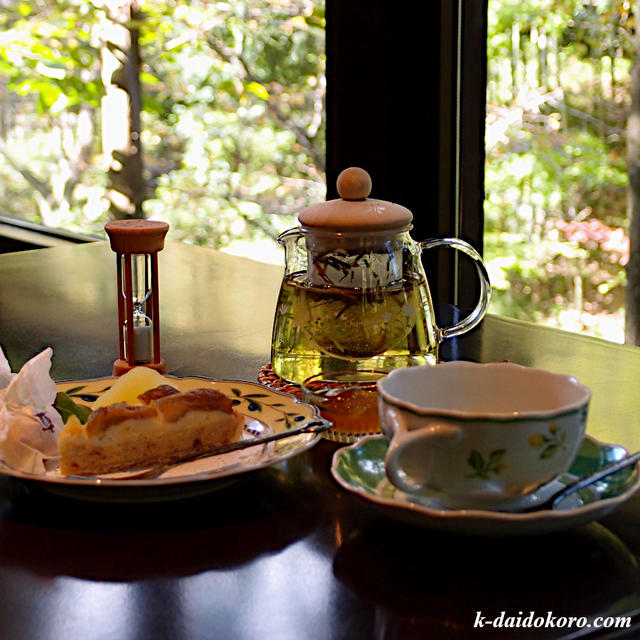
271, 167, 491, 384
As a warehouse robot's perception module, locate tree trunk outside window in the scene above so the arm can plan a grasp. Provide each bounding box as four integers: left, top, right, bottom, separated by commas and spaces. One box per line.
101, 0, 146, 220
626, 1, 640, 345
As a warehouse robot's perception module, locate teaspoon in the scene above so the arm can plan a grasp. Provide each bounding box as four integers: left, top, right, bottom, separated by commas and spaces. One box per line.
519, 450, 640, 512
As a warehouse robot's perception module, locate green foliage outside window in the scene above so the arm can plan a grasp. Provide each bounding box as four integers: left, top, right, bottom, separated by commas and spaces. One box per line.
2, 0, 634, 342
486, 0, 632, 341
0, 0, 325, 256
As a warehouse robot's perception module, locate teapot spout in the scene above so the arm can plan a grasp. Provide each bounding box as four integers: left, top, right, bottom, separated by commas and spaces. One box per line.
276, 227, 307, 276
277, 227, 303, 246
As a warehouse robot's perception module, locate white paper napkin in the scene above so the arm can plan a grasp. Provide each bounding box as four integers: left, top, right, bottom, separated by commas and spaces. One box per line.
0, 347, 63, 473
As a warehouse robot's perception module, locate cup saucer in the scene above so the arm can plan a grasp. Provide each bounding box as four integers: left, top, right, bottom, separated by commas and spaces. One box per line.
331, 435, 640, 536
402, 473, 591, 513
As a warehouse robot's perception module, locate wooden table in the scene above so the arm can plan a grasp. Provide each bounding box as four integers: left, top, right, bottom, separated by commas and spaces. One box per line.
1, 242, 640, 640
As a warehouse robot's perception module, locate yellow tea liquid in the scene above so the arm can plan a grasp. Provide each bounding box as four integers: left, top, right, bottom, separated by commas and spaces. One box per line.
271, 272, 438, 383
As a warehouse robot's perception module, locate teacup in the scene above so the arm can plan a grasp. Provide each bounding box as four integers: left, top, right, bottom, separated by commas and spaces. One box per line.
377, 361, 591, 509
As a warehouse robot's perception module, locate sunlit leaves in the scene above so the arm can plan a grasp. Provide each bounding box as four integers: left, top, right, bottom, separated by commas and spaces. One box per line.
486, 0, 631, 341
0, 1, 103, 112
246, 80, 270, 100
0, 0, 326, 257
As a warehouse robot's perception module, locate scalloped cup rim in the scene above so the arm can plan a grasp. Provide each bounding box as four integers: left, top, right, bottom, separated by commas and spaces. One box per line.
377, 361, 591, 422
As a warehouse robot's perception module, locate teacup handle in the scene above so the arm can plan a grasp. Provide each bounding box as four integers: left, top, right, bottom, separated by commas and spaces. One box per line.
419, 237, 491, 339
384, 408, 462, 495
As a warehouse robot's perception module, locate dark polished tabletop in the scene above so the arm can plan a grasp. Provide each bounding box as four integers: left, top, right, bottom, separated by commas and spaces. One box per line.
1, 241, 640, 640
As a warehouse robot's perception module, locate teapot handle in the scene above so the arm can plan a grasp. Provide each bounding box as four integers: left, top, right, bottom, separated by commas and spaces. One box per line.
419, 237, 491, 339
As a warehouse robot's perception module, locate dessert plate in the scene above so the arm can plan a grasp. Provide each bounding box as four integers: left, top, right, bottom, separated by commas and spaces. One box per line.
331, 435, 640, 535
0, 377, 325, 502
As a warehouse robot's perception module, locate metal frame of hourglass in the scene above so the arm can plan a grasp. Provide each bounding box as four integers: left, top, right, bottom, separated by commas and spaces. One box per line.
104, 219, 170, 376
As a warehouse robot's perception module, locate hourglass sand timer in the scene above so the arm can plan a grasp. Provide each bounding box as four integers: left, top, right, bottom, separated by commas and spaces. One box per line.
104, 220, 170, 376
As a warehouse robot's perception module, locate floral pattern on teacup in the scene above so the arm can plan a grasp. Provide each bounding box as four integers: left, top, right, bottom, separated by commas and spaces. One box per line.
528, 423, 566, 459
466, 449, 507, 479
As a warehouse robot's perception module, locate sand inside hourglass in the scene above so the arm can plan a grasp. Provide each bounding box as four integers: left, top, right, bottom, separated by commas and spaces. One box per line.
122, 253, 153, 363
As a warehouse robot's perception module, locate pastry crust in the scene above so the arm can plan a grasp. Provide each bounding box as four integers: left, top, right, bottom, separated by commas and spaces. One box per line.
59, 386, 244, 475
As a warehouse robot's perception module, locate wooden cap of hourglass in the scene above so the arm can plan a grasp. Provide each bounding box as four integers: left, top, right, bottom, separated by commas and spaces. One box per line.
105, 219, 169, 254
105, 220, 169, 376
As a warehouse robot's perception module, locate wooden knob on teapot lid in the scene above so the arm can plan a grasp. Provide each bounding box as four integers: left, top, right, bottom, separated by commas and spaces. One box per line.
298, 167, 412, 231
337, 167, 372, 200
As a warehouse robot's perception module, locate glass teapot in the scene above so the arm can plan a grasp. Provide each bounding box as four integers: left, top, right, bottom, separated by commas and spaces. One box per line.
271, 167, 491, 383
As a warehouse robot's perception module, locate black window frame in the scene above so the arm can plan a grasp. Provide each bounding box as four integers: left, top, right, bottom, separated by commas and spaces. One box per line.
325, 0, 488, 311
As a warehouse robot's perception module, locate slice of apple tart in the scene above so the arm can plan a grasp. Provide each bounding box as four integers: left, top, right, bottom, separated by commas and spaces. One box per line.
59, 383, 244, 476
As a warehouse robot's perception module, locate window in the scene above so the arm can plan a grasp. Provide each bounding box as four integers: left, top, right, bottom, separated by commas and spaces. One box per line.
2, 0, 491, 321
0, 0, 325, 263
485, 1, 632, 343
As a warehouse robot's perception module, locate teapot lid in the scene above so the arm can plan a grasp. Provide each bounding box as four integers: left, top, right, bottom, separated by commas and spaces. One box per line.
298, 167, 413, 232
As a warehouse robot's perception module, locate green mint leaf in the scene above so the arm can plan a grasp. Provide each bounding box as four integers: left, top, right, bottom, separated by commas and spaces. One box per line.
54, 391, 92, 425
